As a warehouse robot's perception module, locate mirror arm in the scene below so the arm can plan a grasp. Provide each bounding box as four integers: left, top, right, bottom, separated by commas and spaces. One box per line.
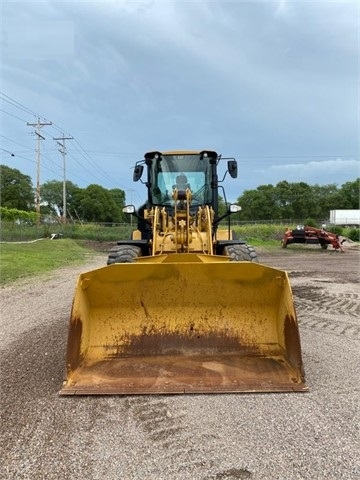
213, 210, 231, 226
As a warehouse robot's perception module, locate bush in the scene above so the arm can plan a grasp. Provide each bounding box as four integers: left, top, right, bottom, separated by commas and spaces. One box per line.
328, 226, 343, 235
231, 224, 288, 242
64, 223, 133, 241
0, 206, 38, 223
344, 227, 360, 242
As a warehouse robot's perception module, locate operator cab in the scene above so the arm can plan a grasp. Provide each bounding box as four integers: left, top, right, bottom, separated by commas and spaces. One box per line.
145, 151, 216, 207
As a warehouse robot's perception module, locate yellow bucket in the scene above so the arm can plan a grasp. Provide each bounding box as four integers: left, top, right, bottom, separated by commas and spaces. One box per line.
60, 254, 307, 395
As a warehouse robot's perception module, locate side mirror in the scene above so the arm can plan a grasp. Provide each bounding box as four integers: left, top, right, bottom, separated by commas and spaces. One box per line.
133, 164, 144, 182
123, 205, 136, 214
229, 204, 241, 213
227, 160, 238, 179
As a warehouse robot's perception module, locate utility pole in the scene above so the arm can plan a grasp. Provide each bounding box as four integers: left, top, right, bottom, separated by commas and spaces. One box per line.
127, 189, 136, 227
54, 135, 73, 223
27, 118, 52, 218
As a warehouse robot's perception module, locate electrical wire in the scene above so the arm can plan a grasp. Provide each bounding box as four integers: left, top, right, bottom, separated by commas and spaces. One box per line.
0, 108, 29, 123
1, 91, 357, 193
1, 92, 124, 188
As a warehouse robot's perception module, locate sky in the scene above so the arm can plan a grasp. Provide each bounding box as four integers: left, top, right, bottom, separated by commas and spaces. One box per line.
1, 0, 359, 206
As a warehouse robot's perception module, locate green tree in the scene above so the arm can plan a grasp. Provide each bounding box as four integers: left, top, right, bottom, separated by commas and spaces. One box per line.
312, 184, 341, 220
287, 181, 317, 219
217, 195, 227, 218
276, 181, 295, 219
337, 179, 360, 209
0, 165, 34, 210
41, 180, 79, 217
237, 184, 281, 220
109, 188, 126, 222
73, 184, 124, 223
236, 180, 360, 222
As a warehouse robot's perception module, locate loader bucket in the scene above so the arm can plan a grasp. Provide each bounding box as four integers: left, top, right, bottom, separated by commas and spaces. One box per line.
60, 254, 307, 395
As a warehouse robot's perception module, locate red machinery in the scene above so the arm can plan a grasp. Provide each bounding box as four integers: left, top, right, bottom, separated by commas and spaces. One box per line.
281, 226, 344, 252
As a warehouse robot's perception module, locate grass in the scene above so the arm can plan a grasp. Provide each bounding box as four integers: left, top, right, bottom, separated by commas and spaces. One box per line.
0, 221, 133, 243
0, 238, 95, 285
3, 221, 352, 285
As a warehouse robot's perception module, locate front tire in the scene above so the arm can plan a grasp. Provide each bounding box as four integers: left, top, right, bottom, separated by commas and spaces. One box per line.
107, 245, 141, 264
223, 244, 258, 263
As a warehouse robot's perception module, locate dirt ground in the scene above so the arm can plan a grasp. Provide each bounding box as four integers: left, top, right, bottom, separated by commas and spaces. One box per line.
1, 241, 359, 480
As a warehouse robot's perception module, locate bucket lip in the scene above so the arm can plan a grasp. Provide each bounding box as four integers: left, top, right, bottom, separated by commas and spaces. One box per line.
101, 254, 286, 269
59, 356, 309, 396
59, 384, 309, 395
76, 257, 289, 283
74, 258, 292, 298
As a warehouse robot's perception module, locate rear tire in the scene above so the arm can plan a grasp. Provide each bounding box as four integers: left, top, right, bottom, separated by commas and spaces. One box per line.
223, 244, 258, 263
107, 245, 141, 264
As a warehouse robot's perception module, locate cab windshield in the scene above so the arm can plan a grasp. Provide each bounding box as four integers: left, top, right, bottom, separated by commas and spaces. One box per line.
150, 154, 212, 206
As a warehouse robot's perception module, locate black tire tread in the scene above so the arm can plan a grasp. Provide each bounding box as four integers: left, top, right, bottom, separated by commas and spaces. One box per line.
223, 244, 259, 263
107, 245, 141, 264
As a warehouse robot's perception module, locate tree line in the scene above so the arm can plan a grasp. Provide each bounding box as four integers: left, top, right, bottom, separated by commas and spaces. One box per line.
0, 165, 126, 223
236, 179, 359, 222
1, 164, 359, 223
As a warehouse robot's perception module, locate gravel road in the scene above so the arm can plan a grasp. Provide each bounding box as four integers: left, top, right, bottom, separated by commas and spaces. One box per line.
1, 244, 359, 480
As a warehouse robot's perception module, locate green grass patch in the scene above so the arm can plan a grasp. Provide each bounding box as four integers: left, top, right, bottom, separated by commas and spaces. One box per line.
0, 238, 95, 285
232, 224, 288, 242
0, 221, 132, 242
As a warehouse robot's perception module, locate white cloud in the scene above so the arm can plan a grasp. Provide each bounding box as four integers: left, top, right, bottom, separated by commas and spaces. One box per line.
256, 158, 360, 186
274, 0, 288, 18
1, 1, 358, 197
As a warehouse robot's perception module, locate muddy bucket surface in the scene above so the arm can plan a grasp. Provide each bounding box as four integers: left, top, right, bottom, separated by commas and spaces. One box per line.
60, 254, 307, 395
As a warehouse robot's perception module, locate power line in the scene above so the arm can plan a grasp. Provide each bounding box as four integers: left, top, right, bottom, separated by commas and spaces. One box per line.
0, 91, 45, 120
0, 134, 34, 151
71, 138, 125, 187
0, 108, 28, 123
11, 153, 64, 179
0, 91, 74, 138
0, 148, 15, 156
0, 91, 120, 187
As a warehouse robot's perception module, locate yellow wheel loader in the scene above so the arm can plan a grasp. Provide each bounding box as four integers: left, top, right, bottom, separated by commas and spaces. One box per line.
60, 150, 307, 395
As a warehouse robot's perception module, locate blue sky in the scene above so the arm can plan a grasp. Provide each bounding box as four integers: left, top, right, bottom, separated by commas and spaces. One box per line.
1, 0, 359, 206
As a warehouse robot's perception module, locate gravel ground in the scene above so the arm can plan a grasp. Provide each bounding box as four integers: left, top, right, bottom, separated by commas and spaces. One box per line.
1, 243, 359, 480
